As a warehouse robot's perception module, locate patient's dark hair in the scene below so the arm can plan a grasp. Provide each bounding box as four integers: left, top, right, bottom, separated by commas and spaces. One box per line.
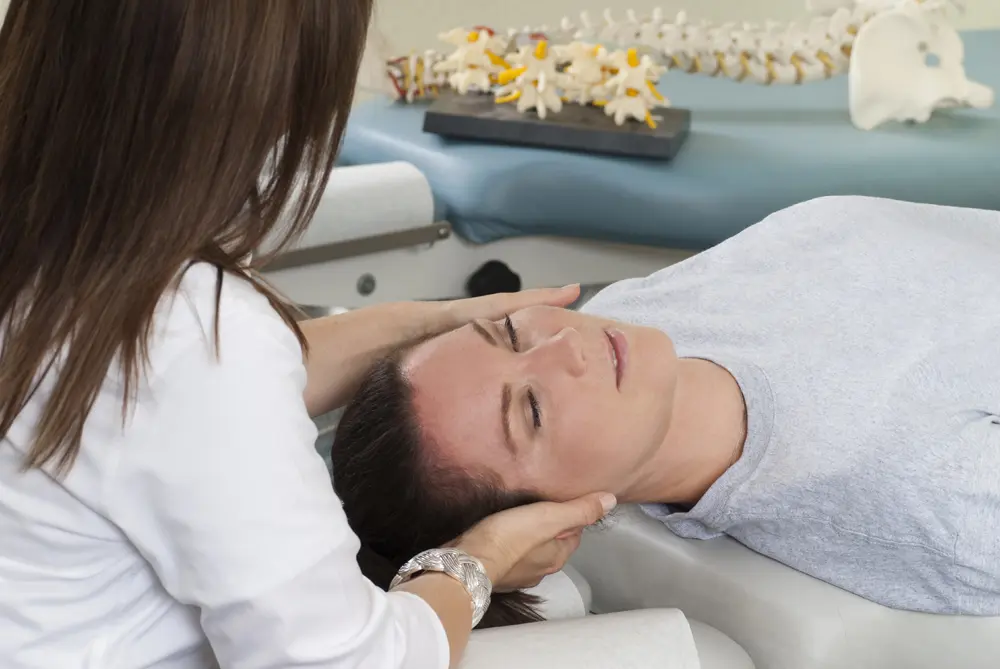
331, 354, 545, 628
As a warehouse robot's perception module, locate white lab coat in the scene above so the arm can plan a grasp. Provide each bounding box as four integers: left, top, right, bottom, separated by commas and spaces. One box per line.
0, 263, 448, 669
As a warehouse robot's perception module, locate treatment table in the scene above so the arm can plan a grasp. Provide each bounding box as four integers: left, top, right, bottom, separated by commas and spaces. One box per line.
570, 505, 1000, 669
263, 29, 1000, 309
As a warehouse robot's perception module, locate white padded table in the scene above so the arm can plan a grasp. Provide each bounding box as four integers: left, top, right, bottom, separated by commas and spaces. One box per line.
461, 608, 753, 669
570, 505, 1000, 669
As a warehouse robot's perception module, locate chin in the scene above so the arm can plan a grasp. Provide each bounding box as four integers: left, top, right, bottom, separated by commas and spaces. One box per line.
634, 327, 677, 379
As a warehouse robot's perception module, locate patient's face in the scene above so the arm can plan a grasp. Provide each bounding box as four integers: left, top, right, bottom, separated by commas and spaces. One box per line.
403, 306, 678, 501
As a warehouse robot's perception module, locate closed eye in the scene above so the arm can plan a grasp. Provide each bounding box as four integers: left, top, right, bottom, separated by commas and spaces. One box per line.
505, 315, 542, 429
528, 390, 541, 428
504, 315, 519, 351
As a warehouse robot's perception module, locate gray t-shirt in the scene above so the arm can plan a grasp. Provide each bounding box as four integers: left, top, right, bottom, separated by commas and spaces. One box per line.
581, 195, 1000, 616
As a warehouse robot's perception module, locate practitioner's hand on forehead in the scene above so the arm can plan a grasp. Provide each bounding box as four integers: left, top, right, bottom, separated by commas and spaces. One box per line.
440, 284, 582, 329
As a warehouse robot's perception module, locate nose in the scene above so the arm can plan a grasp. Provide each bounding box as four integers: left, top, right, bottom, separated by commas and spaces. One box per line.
527, 327, 587, 377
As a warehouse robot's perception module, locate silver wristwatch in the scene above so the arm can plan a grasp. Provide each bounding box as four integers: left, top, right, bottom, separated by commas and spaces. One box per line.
389, 548, 493, 628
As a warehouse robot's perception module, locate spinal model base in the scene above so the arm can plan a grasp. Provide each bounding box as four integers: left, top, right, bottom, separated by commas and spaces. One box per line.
423, 89, 691, 159
385, 0, 993, 131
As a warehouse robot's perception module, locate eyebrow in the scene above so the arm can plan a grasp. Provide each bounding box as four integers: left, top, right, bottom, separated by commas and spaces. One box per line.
470, 320, 517, 456
471, 320, 498, 347
501, 383, 516, 456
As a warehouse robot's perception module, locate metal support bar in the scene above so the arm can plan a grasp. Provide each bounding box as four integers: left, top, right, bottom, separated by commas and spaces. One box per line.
263, 222, 453, 272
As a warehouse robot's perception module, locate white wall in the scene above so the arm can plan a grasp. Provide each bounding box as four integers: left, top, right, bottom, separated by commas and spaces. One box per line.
369, 0, 999, 52
2, 0, 993, 100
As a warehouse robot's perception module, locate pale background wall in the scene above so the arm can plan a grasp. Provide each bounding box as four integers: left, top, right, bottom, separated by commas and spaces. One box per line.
370, 0, 999, 52
358, 0, 1000, 93
0, 0, 993, 95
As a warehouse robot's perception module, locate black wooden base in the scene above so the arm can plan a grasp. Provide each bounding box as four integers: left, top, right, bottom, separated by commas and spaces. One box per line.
422, 91, 691, 160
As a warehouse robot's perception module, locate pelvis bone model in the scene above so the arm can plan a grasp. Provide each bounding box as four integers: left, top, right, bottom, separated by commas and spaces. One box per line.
385, 0, 993, 131
849, 3, 993, 128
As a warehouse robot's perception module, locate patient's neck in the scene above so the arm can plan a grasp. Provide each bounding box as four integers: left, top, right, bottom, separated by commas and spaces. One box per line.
626, 358, 747, 507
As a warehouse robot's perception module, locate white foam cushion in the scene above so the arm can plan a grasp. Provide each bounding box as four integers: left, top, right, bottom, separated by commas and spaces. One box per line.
570, 505, 1000, 669
462, 608, 750, 669
525, 566, 589, 620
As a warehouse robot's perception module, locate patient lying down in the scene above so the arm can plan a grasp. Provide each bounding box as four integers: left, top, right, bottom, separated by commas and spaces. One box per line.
331, 196, 1000, 626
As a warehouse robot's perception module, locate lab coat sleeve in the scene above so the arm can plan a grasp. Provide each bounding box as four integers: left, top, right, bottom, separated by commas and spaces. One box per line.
102, 303, 449, 669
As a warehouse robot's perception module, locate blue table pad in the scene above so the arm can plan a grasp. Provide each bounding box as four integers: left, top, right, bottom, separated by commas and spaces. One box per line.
340, 30, 1000, 250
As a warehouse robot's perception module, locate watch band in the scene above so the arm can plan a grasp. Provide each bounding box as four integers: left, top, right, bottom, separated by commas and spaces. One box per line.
389, 548, 493, 628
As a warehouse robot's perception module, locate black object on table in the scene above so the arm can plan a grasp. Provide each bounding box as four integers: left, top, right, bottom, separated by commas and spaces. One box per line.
422, 91, 691, 160
465, 260, 521, 297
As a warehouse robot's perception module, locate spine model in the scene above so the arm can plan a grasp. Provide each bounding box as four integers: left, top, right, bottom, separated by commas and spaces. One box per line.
494, 40, 567, 119
383, 1, 990, 130
556, 42, 609, 106
431, 26, 510, 95
550, 5, 870, 85
386, 51, 448, 102
595, 47, 669, 127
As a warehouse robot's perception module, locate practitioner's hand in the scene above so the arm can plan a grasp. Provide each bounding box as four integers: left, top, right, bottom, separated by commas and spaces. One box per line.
453, 492, 616, 592
438, 284, 581, 333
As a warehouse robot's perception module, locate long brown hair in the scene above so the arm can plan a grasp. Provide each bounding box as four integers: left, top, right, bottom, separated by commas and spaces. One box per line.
332, 355, 546, 628
0, 0, 372, 474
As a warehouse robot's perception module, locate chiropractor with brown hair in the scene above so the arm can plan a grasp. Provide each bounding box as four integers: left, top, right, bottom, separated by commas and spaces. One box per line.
0, 2, 615, 667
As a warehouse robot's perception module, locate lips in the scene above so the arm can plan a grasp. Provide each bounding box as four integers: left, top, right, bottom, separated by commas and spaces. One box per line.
605, 328, 627, 389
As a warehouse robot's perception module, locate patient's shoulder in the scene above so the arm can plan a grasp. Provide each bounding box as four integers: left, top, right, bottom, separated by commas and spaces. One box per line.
735, 195, 1000, 259
766, 195, 1000, 230
756, 195, 903, 230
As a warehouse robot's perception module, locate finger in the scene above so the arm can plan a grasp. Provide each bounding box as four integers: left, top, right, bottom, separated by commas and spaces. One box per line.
554, 527, 583, 541
539, 536, 571, 564
500, 532, 583, 592
542, 535, 581, 576
499, 577, 544, 592
466, 493, 615, 579
557, 531, 583, 554
548, 533, 582, 571
526, 539, 570, 576
523, 576, 544, 589
489, 284, 580, 313
504, 492, 615, 549
533, 284, 581, 307
535, 492, 616, 537
493, 539, 563, 591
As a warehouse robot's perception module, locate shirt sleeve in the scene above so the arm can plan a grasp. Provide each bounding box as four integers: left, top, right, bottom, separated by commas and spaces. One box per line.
103, 303, 449, 669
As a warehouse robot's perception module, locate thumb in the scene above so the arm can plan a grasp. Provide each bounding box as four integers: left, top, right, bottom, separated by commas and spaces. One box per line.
532, 492, 617, 539
459, 492, 616, 582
